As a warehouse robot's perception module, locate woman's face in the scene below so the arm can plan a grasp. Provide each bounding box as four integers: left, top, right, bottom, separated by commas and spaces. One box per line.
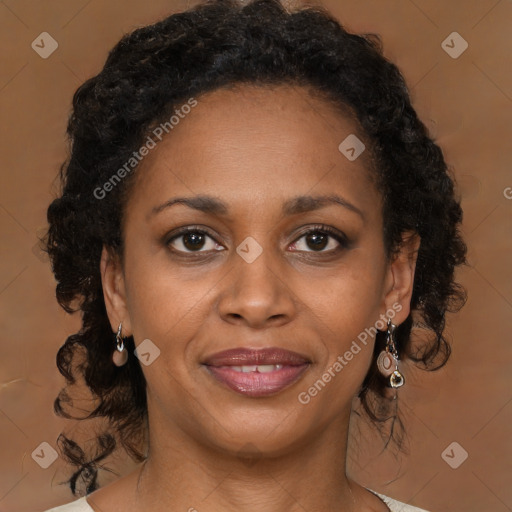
102, 84, 417, 457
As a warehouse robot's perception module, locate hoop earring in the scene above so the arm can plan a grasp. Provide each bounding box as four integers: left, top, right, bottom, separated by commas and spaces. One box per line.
376, 318, 405, 388
113, 322, 128, 367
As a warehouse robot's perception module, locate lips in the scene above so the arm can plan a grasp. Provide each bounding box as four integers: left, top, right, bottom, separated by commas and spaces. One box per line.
202, 347, 311, 367
202, 347, 311, 397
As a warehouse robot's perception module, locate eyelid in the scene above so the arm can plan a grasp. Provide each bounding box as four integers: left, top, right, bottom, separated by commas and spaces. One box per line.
290, 224, 350, 252
293, 224, 349, 244
164, 225, 222, 250
165, 225, 218, 242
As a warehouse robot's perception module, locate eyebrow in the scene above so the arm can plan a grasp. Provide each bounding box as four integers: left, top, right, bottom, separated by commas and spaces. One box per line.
149, 194, 365, 220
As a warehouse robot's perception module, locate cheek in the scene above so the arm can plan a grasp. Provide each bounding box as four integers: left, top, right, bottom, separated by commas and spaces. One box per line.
298, 263, 385, 401
123, 251, 220, 346
298, 275, 381, 406
304, 256, 385, 334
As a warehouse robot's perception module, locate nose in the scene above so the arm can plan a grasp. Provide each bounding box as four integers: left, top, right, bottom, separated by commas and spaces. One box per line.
216, 246, 297, 329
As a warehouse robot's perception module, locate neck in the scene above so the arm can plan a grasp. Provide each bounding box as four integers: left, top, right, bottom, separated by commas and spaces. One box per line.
129, 407, 386, 512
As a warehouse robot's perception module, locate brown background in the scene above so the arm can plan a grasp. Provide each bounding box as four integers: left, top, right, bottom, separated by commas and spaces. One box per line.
0, 0, 511, 511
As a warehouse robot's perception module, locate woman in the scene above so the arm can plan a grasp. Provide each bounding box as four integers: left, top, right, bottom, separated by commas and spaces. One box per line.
42, 0, 467, 510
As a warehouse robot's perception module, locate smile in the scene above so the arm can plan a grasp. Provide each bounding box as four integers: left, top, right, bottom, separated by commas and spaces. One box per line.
228, 364, 283, 372
204, 362, 310, 397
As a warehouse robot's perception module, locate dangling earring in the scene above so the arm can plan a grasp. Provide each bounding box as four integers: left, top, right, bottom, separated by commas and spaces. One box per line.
376, 318, 405, 388
112, 322, 128, 367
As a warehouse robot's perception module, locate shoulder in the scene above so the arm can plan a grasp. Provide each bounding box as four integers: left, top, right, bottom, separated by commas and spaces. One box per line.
41, 496, 94, 512
369, 489, 431, 512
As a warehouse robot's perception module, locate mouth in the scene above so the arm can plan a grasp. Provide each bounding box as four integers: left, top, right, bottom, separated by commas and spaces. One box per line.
202, 347, 311, 398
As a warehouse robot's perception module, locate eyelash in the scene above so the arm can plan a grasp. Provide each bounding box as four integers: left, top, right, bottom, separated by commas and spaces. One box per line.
165, 224, 350, 256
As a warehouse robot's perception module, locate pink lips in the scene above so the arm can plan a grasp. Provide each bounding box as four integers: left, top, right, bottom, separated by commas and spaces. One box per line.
202, 347, 311, 397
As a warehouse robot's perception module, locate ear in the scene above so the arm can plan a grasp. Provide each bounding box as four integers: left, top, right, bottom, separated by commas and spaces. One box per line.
100, 246, 132, 335
380, 231, 421, 325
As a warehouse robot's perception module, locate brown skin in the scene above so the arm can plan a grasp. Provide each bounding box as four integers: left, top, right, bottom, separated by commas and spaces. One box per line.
90, 84, 420, 512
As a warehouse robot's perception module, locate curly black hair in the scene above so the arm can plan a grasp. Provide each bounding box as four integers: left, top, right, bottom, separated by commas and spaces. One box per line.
44, 0, 467, 496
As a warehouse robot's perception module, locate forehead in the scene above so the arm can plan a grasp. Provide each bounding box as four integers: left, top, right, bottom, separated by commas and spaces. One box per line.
126, 84, 380, 221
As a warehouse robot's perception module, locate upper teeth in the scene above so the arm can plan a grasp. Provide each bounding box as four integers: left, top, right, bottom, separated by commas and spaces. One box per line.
229, 365, 284, 373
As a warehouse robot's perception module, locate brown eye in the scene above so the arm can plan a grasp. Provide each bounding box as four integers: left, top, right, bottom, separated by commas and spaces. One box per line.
304, 232, 329, 251
166, 228, 223, 254
181, 232, 207, 251
290, 226, 349, 253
